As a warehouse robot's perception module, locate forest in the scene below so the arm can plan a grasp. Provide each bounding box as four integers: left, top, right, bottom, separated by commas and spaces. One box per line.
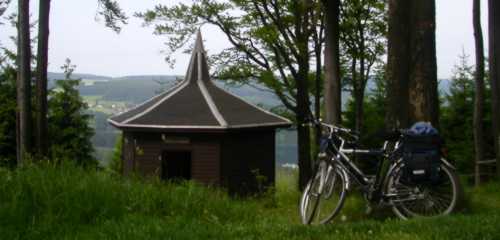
0, 0, 500, 239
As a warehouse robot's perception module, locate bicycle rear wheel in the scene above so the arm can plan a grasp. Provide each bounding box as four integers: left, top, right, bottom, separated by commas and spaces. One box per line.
385, 160, 461, 219
300, 163, 347, 225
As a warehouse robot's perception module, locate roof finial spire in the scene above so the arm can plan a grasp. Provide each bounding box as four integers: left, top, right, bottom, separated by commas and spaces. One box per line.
183, 29, 210, 84
193, 28, 205, 53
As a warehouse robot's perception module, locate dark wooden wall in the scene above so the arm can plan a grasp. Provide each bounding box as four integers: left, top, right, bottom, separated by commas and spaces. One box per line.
122, 132, 135, 176
122, 132, 221, 185
121, 129, 276, 195
221, 129, 276, 195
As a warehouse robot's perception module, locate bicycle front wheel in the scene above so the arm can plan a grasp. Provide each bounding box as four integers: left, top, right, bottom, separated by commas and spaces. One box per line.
300, 165, 347, 225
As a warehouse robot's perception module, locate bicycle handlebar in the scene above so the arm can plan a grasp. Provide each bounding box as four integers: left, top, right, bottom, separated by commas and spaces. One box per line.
301, 119, 359, 139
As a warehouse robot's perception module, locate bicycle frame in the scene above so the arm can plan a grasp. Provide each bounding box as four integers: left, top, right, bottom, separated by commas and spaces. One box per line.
319, 123, 401, 200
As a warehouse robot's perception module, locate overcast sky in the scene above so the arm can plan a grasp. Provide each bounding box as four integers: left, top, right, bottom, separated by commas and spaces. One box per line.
0, 0, 489, 79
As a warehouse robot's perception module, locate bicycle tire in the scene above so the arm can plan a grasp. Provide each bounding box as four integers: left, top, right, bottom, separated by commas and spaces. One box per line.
300, 164, 347, 225
385, 159, 461, 219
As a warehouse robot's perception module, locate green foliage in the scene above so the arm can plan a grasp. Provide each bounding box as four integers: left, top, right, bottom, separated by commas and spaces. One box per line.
0, 0, 10, 21
339, 0, 386, 67
108, 134, 122, 173
339, 0, 387, 107
0, 164, 499, 239
440, 53, 495, 173
96, 0, 127, 33
0, 67, 17, 167
0, 60, 97, 167
47, 59, 97, 166
343, 66, 386, 148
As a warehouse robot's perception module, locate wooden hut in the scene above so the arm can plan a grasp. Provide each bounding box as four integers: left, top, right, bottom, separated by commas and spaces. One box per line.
108, 31, 291, 194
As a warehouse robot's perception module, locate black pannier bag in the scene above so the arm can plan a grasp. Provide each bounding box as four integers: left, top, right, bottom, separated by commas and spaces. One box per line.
401, 133, 442, 185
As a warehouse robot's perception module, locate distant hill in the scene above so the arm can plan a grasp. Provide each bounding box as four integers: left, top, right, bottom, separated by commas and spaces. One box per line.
50, 71, 452, 106
49, 71, 452, 166
48, 72, 111, 81
79, 76, 178, 104
111, 75, 181, 82
49, 72, 283, 106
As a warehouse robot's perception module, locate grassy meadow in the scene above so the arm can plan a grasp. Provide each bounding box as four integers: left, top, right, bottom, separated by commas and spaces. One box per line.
0, 163, 499, 240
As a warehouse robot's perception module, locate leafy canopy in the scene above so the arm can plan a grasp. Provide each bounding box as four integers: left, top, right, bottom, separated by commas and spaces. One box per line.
97, 0, 127, 33
0, 66, 16, 167
136, 0, 326, 115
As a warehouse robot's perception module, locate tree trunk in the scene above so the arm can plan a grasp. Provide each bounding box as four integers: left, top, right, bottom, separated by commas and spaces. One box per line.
35, 0, 51, 157
473, 0, 485, 186
351, 57, 363, 133
296, 62, 312, 190
322, 0, 341, 125
355, 24, 367, 134
386, 0, 410, 129
387, 0, 439, 129
408, 0, 439, 128
314, 29, 322, 145
489, 0, 500, 177
297, 119, 312, 190
354, 88, 364, 133
296, 0, 312, 190
356, 53, 366, 134
17, 0, 32, 165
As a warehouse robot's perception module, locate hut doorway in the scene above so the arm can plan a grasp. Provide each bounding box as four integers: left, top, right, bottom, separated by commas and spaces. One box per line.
161, 151, 192, 181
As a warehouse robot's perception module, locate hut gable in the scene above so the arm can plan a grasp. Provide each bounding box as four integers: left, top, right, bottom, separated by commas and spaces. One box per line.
108, 31, 291, 131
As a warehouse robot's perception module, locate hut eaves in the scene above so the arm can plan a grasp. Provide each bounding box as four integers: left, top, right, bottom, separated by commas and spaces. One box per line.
108, 31, 291, 131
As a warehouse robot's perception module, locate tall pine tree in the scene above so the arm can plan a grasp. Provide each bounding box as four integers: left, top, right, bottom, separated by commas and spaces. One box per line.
48, 59, 96, 166
488, 0, 500, 176
16, 0, 32, 165
35, 0, 51, 157
473, 0, 486, 186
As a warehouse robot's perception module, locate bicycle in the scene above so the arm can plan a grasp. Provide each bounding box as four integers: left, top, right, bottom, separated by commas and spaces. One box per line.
299, 119, 463, 225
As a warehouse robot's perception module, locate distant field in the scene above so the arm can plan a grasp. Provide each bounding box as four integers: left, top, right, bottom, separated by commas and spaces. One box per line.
83, 96, 129, 115
0, 164, 498, 239
82, 95, 102, 102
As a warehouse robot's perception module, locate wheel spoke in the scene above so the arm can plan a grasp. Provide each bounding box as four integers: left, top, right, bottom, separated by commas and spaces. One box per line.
388, 162, 458, 219
300, 165, 347, 225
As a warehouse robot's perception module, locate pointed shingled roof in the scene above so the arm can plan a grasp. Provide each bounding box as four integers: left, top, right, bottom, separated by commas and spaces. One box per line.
108, 30, 291, 131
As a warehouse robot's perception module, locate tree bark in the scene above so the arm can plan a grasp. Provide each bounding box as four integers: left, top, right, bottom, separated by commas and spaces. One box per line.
488, 0, 500, 177
386, 0, 410, 129
296, 62, 312, 190
351, 57, 363, 133
354, 86, 364, 133
296, 0, 312, 190
35, 0, 51, 157
356, 48, 366, 133
322, 0, 341, 125
473, 0, 485, 186
387, 0, 439, 129
408, 0, 439, 128
313, 20, 323, 145
314, 44, 322, 144
17, 0, 32, 165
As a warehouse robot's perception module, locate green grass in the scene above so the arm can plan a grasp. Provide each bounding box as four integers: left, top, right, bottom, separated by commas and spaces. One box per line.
0, 163, 499, 239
